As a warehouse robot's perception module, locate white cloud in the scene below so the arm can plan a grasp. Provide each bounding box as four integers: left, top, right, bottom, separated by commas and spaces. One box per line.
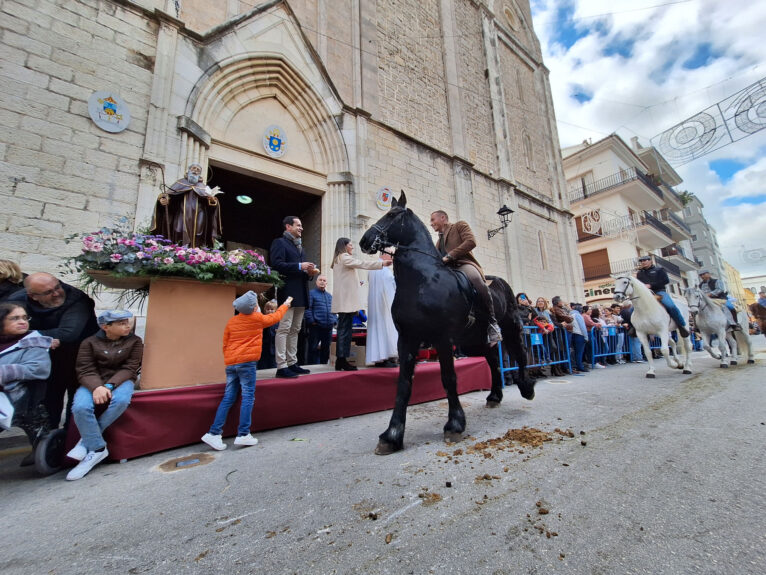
532, 0, 766, 277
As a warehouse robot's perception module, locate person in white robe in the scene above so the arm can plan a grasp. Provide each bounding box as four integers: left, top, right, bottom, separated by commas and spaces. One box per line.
366, 253, 398, 367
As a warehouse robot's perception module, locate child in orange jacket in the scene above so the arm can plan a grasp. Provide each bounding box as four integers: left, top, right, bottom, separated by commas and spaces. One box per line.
201, 291, 292, 450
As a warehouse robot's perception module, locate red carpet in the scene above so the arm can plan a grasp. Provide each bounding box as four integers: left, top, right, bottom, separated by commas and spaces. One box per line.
69, 357, 491, 461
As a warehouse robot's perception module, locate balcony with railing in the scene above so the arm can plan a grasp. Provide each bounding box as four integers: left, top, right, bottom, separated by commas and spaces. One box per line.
568, 166, 664, 209
635, 211, 673, 249
582, 256, 639, 282
660, 244, 698, 272
658, 208, 692, 241
654, 254, 681, 277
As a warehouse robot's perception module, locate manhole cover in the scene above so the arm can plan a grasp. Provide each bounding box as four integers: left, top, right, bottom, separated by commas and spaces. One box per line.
159, 452, 214, 472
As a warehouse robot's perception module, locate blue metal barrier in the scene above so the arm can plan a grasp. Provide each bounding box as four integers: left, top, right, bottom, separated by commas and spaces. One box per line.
498, 326, 572, 386
590, 326, 630, 365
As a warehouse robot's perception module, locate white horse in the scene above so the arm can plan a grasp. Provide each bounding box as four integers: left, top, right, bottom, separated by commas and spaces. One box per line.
684, 287, 754, 367
613, 276, 692, 378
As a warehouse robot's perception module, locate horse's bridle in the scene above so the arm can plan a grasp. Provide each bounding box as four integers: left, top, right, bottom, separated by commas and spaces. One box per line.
613, 277, 634, 301
368, 210, 443, 261
687, 288, 706, 315
368, 209, 405, 253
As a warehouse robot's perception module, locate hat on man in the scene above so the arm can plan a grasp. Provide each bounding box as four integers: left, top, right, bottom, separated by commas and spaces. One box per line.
699, 269, 710, 275
638, 255, 651, 262
233, 290, 259, 315
97, 309, 133, 325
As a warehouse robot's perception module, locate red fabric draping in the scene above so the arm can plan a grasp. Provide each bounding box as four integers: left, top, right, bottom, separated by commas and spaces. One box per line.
66, 358, 491, 461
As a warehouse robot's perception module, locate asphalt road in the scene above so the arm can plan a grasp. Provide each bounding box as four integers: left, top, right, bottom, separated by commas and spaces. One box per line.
1, 345, 765, 575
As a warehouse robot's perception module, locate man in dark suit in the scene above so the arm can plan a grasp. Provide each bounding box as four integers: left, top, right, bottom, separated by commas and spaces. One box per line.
269, 216, 320, 378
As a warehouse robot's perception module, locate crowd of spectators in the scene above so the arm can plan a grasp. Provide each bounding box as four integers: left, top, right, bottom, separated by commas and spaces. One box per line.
514, 293, 647, 377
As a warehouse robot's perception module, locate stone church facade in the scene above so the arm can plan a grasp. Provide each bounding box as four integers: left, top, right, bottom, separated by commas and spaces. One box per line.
1, 0, 582, 301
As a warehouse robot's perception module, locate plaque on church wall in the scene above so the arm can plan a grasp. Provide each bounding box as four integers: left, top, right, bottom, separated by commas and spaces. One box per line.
263, 125, 287, 158
87, 91, 131, 133
376, 187, 393, 211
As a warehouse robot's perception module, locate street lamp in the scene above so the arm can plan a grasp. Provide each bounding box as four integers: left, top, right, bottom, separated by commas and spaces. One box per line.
487, 204, 514, 240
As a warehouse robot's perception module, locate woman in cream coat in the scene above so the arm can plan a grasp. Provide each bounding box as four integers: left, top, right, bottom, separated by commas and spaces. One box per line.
330, 238, 392, 371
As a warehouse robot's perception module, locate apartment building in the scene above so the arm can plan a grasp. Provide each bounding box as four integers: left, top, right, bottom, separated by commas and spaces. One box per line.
562, 135, 697, 304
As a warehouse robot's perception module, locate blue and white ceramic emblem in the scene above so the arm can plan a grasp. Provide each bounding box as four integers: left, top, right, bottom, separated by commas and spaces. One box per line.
263, 125, 287, 158
88, 91, 130, 133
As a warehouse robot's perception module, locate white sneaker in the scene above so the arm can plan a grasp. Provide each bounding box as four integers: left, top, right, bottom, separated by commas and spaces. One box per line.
66, 439, 87, 461
594, 363, 606, 369
66, 448, 108, 481
233, 434, 259, 447
201, 433, 227, 451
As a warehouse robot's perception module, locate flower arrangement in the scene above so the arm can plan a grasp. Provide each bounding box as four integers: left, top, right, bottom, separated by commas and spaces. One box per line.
64, 226, 283, 289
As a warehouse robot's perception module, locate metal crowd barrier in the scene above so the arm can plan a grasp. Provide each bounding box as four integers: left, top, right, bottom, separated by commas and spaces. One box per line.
589, 325, 631, 365
498, 326, 571, 386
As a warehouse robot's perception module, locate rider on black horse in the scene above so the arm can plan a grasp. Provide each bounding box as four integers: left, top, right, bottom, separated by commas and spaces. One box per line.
636, 255, 690, 338
429, 210, 503, 346
698, 270, 741, 330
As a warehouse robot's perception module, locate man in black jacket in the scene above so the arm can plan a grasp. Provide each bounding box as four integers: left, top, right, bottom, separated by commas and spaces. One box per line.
305, 274, 337, 365
635, 255, 689, 338
269, 216, 319, 378
8, 272, 99, 429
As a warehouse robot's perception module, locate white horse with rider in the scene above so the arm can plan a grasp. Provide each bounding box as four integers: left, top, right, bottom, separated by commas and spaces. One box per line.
613, 276, 692, 378
683, 286, 754, 367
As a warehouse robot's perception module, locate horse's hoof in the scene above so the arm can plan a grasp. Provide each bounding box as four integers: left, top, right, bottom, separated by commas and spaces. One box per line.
486, 400, 501, 409
518, 380, 536, 401
646, 373, 656, 379
374, 440, 401, 456
747, 359, 755, 364
720, 363, 728, 369
444, 431, 463, 443
683, 370, 692, 374
730, 361, 737, 366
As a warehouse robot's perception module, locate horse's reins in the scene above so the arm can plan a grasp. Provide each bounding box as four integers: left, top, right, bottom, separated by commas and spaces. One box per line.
370, 213, 443, 262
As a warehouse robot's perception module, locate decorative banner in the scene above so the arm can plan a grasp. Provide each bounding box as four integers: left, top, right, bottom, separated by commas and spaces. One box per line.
263, 125, 287, 158
651, 76, 766, 166
581, 209, 602, 235
88, 91, 131, 133
376, 187, 393, 210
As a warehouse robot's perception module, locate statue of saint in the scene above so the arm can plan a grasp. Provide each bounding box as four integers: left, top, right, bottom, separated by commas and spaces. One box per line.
150, 163, 223, 248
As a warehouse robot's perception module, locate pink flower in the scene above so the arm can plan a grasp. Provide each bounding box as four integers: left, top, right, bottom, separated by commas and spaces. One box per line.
228, 254, 241, 264
110, 254, 123, 262
163, 257, 174, 265
136, 251, 146, 259
90, 243, 104, 252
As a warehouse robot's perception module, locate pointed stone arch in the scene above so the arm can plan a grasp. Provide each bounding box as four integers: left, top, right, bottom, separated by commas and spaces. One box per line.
181, 52, 348, 178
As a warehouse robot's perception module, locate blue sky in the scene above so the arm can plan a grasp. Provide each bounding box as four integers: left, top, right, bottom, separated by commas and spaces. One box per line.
531, 0, 766, 278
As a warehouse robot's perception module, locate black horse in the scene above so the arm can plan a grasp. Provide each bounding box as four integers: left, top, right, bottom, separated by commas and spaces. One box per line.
359, 192, 534, 454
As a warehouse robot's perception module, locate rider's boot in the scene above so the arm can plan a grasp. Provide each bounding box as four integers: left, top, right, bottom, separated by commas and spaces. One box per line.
677, 325, 690, 338
728, 309, 741, 331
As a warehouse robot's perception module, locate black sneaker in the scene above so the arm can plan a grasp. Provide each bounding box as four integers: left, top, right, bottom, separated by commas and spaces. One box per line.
275, 368, 298, 379
289, 364, 311, 375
